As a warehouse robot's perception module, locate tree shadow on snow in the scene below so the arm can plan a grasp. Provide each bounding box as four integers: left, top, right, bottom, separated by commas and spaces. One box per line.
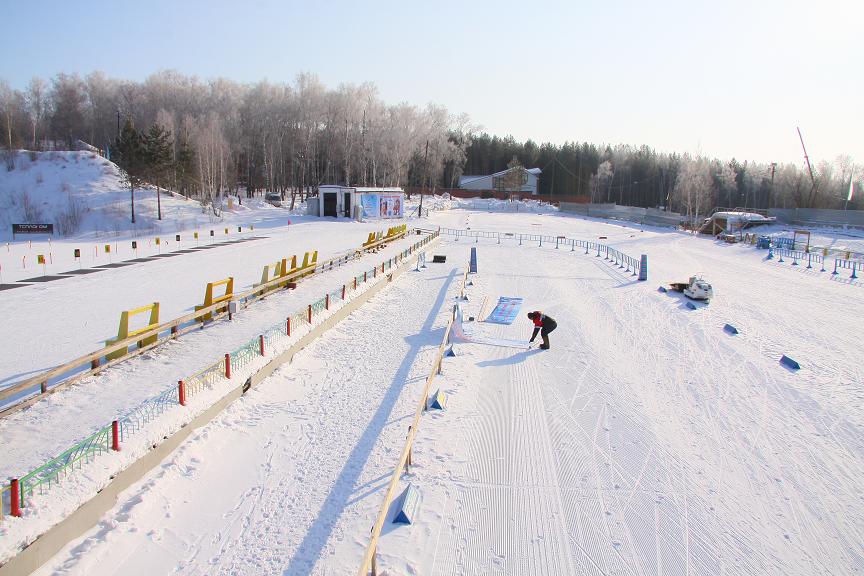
280, 267, 458, 576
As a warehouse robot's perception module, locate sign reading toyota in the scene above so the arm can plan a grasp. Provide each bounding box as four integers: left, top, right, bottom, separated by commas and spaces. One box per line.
12, 224, 53, 239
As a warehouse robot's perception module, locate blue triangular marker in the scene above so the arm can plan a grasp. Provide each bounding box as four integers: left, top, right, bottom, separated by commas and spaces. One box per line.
393, 484, 421, 524
780, 355, 801, 370
428, 389, 447, 410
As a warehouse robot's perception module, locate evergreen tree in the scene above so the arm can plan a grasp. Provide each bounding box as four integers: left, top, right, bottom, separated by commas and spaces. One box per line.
143, 124, 173, 220
114, 119, 145, 224
175, 139, 195, 198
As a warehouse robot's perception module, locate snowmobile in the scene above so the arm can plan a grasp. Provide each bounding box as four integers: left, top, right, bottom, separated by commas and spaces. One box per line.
668, 276, 713, 301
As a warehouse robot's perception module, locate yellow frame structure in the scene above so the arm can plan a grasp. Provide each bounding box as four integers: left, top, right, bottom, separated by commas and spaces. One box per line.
194, 278, 234, 321
105, 303, 160, 360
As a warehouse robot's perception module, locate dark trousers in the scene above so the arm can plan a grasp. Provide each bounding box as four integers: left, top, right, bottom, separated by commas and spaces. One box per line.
540, 320, 557, 347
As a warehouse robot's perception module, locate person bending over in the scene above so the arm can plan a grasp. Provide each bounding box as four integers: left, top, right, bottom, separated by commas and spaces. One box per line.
527, 311, 557, 350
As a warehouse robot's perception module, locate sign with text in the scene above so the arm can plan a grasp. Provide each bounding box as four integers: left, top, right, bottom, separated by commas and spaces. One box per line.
12, 223, 53, 238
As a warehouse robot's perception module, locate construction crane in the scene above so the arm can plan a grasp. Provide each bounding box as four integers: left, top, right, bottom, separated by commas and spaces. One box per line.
797, 127, 819, 206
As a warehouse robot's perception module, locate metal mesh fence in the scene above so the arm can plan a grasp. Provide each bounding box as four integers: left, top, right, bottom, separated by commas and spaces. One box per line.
4, 230, 437, 521
19, 424, 113, 500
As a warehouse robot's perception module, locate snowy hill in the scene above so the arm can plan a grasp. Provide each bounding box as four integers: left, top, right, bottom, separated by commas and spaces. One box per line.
0, 150, 293, 242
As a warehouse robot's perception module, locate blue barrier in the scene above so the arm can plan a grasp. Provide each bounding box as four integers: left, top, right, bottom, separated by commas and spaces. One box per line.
686, 302, 697, 310
393, 484, 421, 524
658, 286, 667, 293
723, 324, 739, 335
444, 345, 456, 357
772, 247, 824, 270
773, 237, 795, 250
469, 247, 478, 273
832, 258, 860, 279
780, 355, 801, 370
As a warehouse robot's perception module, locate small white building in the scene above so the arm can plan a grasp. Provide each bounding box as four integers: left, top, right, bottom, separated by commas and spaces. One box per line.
314, 185, 405, 219
458, 167, 542, 195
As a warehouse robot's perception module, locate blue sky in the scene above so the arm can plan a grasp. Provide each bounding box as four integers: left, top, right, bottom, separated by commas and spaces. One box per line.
3, 0, 861, 165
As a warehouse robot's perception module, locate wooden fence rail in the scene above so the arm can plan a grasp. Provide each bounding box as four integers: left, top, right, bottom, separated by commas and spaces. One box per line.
358, 266, 469, 576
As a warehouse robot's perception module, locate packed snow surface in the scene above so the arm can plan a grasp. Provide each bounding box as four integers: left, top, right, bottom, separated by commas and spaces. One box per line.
0, 206, 860, 575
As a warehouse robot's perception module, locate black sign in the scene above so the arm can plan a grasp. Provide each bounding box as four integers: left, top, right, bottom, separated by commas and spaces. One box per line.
13, 223, 53, 237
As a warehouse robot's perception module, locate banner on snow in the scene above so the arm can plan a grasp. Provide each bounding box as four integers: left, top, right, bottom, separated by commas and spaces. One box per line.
452, 304, 530, 349
485, 297, 523, 325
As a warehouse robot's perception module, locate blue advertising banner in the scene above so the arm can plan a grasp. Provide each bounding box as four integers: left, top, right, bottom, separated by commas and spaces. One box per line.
360, 194, 379, 218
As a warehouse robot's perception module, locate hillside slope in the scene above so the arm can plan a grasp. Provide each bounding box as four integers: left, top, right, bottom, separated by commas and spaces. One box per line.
0, 150, 289, 241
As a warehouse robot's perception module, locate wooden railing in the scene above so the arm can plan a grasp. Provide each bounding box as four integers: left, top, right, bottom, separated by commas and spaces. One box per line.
358, 266, 469, 576
0, 238, 413, 416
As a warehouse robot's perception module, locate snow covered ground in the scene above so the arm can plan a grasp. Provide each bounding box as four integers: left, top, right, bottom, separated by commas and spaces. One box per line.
1, 206, 862, 575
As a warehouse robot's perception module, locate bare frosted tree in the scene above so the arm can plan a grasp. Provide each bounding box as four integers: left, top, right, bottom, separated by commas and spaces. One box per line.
25, 77, 47, 150
0, 80, 21, 169
671, 156, 713, 226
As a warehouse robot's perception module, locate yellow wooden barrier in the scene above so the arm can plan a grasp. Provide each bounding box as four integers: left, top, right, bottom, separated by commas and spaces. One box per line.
298, 250, 318, 278
283, 255, 298, 275
254, 261, 283, 295
194, 278, 234, 321
105, 303, 160, 360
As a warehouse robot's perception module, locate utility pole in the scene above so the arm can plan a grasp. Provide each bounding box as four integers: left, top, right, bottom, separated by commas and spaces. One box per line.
419, 140, 428, 217
768, 162, 776, 209
577, 153, 582, 196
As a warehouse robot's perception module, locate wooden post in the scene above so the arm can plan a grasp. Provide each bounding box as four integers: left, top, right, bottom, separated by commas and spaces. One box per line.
286, 317, 291, 337
225, 354, 231, 379
325, 294, 330, 310
259, 334, 265, 356
178, 380, 186, 405
308, 304, 312, 323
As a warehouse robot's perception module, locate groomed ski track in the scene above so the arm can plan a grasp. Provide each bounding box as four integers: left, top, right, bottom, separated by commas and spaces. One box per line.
14, 208, 864, 575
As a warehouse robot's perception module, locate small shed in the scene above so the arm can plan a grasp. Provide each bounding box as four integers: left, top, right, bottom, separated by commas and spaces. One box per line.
317, 185, 405, 219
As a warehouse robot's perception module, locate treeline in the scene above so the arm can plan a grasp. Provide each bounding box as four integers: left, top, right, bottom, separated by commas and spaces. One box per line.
0, 71, 471, 210
0, 72, 859, 218
464, 135, 860, 217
